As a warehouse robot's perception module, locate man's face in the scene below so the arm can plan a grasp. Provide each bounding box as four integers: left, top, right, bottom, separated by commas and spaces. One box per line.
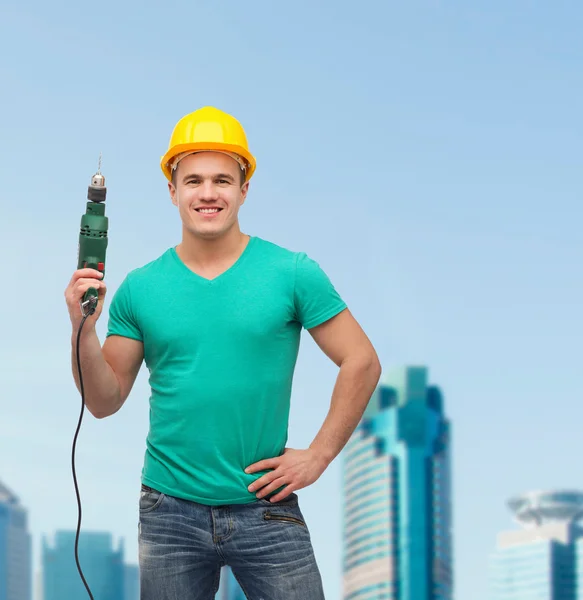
169, 151, 249, 240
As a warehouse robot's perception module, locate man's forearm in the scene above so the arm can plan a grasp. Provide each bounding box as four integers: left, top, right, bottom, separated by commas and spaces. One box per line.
309, 357, 382, 466
71, 326, 121, 419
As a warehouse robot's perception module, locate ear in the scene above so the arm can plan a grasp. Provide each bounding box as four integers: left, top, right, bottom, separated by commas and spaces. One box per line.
169, 181, 178, 206
239, 181, 250, 206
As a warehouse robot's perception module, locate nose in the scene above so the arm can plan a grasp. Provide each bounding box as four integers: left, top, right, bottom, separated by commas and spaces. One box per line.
199, 179, 220, 200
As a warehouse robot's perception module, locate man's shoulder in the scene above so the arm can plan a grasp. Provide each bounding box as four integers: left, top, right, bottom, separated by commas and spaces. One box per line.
254, 236, 303, 263
125, 248, 174, 283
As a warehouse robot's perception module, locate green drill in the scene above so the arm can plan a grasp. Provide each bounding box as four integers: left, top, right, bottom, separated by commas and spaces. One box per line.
77, 156, 108, 317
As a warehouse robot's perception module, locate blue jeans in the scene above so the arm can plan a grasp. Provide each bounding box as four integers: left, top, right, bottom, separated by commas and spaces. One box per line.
138, 484, 326, 599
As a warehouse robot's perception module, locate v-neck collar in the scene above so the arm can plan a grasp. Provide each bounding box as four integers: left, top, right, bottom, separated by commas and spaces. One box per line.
170, 235, 257, 285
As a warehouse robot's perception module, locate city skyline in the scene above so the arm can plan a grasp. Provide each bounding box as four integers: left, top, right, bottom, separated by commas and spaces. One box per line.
0, 479, 140, 600
4, 374, 583, 599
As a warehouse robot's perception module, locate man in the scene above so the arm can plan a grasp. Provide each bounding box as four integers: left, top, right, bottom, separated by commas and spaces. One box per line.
65, 106, 382, 599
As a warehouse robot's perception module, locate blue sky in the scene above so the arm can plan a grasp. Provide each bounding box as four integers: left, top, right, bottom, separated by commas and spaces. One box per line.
1, 1, 582, 598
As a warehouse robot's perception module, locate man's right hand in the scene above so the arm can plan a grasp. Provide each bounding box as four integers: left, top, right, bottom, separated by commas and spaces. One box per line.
64, 268, 107, 332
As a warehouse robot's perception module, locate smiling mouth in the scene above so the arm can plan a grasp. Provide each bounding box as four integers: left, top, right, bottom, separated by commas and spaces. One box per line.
195, 208, 223, 214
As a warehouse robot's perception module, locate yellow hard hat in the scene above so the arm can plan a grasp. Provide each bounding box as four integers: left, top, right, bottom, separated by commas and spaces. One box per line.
160, 106, 256, 182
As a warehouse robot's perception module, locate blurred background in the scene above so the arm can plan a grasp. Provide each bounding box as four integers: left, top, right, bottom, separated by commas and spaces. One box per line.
1, 1, 582, 598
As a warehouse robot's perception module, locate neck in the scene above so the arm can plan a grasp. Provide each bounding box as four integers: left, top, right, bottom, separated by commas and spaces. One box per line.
176, 225, 250, 269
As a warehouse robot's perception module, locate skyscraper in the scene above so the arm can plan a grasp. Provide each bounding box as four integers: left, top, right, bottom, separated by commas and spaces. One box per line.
124, 563, 140, 600
0, 479, 32, 600
42, 530, 125, 600
341, 366, 453, 600
216, 565, 247, 600
489, 490, 583, 599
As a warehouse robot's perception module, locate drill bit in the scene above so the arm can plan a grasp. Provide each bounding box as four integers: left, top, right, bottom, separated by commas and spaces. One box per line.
91, 154, 105, 188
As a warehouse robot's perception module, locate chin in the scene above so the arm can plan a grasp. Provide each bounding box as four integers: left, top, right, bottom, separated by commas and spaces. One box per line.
188, 228, 225, 239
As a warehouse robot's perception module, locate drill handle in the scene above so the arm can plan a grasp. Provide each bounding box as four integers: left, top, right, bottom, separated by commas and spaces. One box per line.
80, 259, 105, 317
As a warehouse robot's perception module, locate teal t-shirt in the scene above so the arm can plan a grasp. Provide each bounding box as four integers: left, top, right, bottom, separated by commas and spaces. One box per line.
105, 235, 347, 505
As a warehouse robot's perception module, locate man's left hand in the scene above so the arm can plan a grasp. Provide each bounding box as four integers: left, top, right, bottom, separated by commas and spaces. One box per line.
245, 447, 329, 502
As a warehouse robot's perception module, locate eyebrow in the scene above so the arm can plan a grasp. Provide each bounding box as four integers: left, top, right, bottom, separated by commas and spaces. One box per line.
182, 172, 236, 183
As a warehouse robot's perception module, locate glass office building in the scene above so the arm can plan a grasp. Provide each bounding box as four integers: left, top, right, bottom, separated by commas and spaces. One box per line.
216, 565, 247, 600
489, 490, 583, 599
42, 530, 125, 600
341, 366, 453, 600
0, 479, 32, 600
124, 563, 140, 600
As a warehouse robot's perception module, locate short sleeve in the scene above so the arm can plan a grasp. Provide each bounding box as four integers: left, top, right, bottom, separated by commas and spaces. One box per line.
105, 274, 143, 341
294, 252, 347, 330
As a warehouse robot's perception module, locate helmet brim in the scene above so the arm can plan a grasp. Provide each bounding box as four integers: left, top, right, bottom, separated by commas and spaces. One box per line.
161, 142, 256, 182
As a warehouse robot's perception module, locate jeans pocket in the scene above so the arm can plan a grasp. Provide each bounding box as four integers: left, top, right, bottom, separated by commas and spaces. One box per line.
139, 486, 166, 513
261, 493, 306, 528
263, 511, 307, 527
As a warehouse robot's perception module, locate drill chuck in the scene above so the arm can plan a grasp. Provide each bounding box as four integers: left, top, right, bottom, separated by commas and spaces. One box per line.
87, 173, 106, 202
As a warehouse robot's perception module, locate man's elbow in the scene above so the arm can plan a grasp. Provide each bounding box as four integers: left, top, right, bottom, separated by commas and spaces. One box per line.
87, 398, 123, 420
368, 354, 382, 381
89, 408, 113, 420
346, 350, 382, 378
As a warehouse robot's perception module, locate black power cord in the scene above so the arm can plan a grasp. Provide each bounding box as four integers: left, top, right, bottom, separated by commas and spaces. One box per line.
72, 299, 97, 599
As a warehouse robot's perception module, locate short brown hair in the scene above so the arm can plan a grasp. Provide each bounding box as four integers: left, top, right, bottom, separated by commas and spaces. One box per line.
171, 161, 247, 186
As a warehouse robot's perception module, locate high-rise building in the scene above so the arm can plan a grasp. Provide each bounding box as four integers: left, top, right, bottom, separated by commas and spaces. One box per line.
124, 563, 140, 600
41, 530, 125, 600
0, 479, 32, 600
216, 565, 247, 600
341, 366, 453, 600
489, 490, 583, 599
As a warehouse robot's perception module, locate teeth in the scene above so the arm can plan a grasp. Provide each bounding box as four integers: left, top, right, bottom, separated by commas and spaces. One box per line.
198, 208, 220, 213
